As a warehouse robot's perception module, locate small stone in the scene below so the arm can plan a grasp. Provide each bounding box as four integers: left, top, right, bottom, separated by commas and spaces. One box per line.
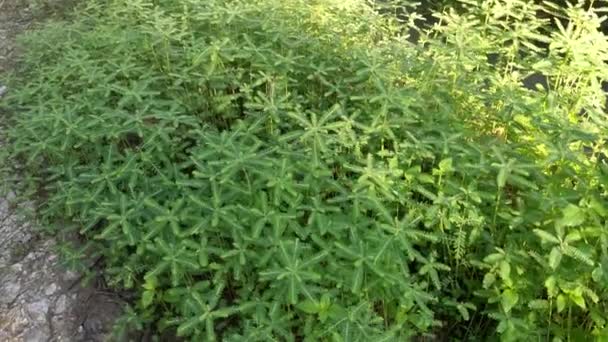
44, 283, 58, 296
54, 295, 67, 314
63, 270, 79, 282
0, 280, 21, 304
26, 298, 50, 321
23, 327, 49, 342
24, 252, 37, 261
0, 85, 7, 98
11, 263, 23, 272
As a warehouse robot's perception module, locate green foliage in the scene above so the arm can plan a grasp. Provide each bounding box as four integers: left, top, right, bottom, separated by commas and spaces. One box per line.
2, 0, 608, 340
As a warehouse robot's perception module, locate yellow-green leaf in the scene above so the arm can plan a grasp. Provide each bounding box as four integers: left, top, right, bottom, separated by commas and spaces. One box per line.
549, 247, 562, 270
457, 304, 470, 321
545, 276, 558, 297
564, 231, 582, 244
483, 273, 496, 289
439, 158, 453, 172
499, 260, 511, 281
557, 294, 567, 313
569, 292, 586, 310
559, 204, 585, 227
592, 267, 604, 283
502, 289, 519, 313
142, 290, 155, 308
528, 299, 549, 310
533, 229, 559, 244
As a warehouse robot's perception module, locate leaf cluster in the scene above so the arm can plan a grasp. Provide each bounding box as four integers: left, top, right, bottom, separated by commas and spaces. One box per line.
2, 0, 608, 340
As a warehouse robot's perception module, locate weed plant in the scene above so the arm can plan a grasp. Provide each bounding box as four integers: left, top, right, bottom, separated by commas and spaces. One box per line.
1, 0, 608, 340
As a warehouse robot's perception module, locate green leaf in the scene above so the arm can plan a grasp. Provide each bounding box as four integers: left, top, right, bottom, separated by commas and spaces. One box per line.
351, 266, 363, 294
199, 250, 209, 267
483, 273, 496, 289
549, 247, 562, 270
296, 300, 319, 314
557, 294, 567, 313
320, 294, 331, 309
142, 276, 157, 291
496, 320, 507, 334
589, 197, 607, 216
545, 276, 558, 297
497, 167, 508, 188
583, 287, 599, 304
528, 300, 549, 310
502, 289, 519, 313
212, 307, 237, 318
484, 253, 504, 264
533, 229, 560, 244
288, 278, 298, 305
332, 332, 344, 342
417, 173, 435, 184
141, 290, 155, 308
562, 245, 594, 266
569, 292, 586, 310
499, 261, 511, 282
438, 158, 453, 172
564, 231, 582, 244
559, 204, 585, 227
456, 304, 470, 321
177, 317, 201, 337
592, 267, 604, 282
327, 304, 347, 320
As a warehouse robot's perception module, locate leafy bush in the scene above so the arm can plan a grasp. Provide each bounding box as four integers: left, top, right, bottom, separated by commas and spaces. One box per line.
2, 0, 608, 340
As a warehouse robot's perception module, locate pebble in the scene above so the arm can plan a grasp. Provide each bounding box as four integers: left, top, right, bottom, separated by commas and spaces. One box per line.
45, 283, 58, 296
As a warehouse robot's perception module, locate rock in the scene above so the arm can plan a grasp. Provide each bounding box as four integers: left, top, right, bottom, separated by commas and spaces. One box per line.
45, 283, 58, 296
23, 329, 48, 342
25, 298, 50, 321
55, 294, 67, 314
0, 278, 22, 304
11, 262, 23, 272
62, 270, 79, 282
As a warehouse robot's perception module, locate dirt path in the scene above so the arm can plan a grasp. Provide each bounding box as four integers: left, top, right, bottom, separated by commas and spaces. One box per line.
1, 1, 123, 341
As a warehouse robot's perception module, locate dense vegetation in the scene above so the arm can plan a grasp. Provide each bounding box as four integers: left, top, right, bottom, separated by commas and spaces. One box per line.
1, 0, 608, 340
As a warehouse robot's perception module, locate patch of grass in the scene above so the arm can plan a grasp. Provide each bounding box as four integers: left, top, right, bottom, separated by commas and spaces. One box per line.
2, 0, 608, 340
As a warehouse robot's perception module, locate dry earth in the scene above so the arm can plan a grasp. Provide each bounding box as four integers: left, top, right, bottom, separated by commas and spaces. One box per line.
1, 1, 124, 341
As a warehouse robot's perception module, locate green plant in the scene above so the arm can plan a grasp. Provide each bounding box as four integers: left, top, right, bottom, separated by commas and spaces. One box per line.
2, 0, 608, 340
